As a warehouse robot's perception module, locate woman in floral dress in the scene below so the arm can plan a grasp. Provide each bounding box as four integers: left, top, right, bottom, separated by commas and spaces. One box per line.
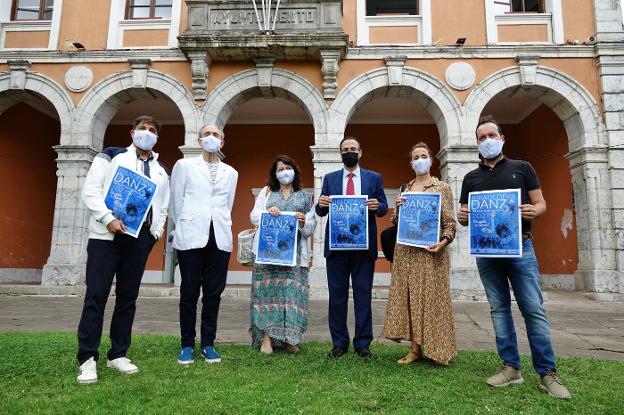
382, 142, 457, 366
249, 155, 316, 354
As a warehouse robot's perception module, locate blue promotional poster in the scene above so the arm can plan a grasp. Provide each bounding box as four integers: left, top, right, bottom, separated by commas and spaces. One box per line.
329, 195, 368, 250
255, 212, 299, 266
104, 166, 158, 238
397, 192, 441, 248
469, 189, 522, 257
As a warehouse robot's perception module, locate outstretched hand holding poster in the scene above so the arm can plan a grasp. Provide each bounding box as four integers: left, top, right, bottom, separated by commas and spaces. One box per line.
329, 195, 368, 250
469, 189, 522, 257
104, 166, 158, 238
397, 192, 441, 248
256, 211, 299, 266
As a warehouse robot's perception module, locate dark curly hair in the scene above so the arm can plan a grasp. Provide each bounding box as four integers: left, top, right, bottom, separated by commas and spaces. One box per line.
266, 155, 302, 192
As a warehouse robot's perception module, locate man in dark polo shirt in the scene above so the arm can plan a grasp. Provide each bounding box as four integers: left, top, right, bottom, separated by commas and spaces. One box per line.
457, 115, 571, 400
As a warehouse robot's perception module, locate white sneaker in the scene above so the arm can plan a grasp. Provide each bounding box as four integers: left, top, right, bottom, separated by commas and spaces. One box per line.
77, 357, 97, 384
106, 357, 139, 374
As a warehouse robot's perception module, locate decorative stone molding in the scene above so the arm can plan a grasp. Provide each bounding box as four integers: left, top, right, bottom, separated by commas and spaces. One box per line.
445, 61, 476, 91
383, 55, 406, 86
515, 54, 541, 86
254, 57, 275, 87
128, 58, 152, 88
188, 51, 210, 100
64, 65, 94, 93
320, 50, 340, 99
8, 60, 30, 90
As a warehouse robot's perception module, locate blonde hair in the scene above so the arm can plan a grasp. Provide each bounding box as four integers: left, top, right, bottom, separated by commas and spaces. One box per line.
410, 142, 433, 159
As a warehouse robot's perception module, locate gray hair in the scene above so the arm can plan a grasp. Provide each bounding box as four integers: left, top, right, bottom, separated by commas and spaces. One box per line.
198, 124, 225, 140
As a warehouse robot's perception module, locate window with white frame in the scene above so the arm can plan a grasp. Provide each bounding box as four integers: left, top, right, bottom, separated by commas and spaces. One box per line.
107, 0, 182, 49
357, 0, 430, 45
11, 0, 54, 21
1, 0, 62, 50
493, 0, 544, 14
126, 0, 172, 20
366, 0, 417, 16
486, 0, 562, 44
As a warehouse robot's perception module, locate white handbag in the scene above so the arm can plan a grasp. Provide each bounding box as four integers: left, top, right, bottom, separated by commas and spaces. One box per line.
236, 228, 256, 266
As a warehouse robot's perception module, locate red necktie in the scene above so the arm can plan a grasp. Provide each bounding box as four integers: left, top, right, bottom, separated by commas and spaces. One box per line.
346, 172, 355, 195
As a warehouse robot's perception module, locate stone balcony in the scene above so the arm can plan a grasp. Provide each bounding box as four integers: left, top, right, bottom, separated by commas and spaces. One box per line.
178, 0, 349, 61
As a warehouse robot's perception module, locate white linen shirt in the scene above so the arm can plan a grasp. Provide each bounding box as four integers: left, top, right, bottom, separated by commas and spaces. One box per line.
170, 157, 238, 252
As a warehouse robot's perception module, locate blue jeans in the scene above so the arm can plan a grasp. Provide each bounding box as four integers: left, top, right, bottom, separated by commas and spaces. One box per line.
476, 239, 556, 376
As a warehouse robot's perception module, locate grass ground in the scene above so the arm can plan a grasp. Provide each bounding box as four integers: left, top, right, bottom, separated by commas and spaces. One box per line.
0, 332, 622, 415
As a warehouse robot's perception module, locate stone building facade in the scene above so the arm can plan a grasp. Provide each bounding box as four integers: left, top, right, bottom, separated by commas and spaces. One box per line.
0, 0, 623, 300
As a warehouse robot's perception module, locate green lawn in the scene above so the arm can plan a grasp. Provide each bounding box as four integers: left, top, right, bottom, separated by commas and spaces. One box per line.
0, 333, 622, 415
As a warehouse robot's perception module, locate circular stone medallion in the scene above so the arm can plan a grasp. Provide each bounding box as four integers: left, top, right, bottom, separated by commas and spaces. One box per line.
445, 62, 476, 91
64, 65, 93, 92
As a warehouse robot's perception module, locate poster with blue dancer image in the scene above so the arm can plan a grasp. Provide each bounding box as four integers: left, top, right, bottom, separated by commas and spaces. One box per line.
469, 189, 522, 257
256, 212, 299, 267
397, 192, 441, 248
329, 195, 369, 250
104, 166, 158, 238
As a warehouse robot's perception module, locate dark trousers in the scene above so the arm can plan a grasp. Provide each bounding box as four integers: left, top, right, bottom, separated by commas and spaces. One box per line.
326, 251, 375, 350
76, 227, 156, 364
178, 224, 230, 348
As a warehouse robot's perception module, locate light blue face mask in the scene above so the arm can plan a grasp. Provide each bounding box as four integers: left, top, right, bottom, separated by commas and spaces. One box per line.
133, 129, 158, 151
478, 138, 504, 160
276, 169, 295, 185
411, 158, 432, 175
201, 135, 222, 153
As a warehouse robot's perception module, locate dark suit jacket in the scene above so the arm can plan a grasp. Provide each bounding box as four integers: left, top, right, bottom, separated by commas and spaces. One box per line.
315, 168, 388, 259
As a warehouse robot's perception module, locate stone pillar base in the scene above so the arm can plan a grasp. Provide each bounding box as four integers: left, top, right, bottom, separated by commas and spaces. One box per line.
574, 269, 623, 299
450, 268, 486, 301
41, 261, 85, 286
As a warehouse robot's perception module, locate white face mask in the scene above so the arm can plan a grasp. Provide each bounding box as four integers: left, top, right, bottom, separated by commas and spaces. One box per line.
478, 138, 504, 160
132, 129, 157, 151
411, 158, 431, 175
276, 169, 295, 185
201, 135, 222, 153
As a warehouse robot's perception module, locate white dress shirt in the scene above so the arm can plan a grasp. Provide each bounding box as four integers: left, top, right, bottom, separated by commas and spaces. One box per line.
342, 167, 362, 195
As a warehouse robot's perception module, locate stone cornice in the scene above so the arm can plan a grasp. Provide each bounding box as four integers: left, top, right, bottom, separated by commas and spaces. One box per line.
0, 49, 188, 64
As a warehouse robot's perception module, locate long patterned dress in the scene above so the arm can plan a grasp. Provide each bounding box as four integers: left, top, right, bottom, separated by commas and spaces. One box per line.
382, 177, 457, 365
250, 190, 312, 347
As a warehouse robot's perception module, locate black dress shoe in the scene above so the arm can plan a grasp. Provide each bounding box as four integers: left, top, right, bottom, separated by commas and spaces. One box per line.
327, 346, 347, 358
355, 348, 373, 359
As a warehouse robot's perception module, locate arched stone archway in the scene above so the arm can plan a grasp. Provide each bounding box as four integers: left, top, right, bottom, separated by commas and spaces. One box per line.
75, 69, 199, 150
0, 71, 74, 143
0, 70, 75, 285
463, 65, 617, 296
201, 67, 329, 146
330, 67, 463, 149
43, 68, 199, 285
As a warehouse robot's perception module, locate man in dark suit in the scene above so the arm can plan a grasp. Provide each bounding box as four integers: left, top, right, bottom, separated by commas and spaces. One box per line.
316, 136, 388, 358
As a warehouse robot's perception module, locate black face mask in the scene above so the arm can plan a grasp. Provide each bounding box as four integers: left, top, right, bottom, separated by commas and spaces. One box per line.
342, 152, 359, 168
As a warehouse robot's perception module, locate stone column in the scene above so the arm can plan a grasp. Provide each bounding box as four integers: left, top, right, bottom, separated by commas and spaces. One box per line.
594, 0, 624, 300
308, 145, 342, 294
41, 145, 97, 285
437, 145, 485, 300
566, 147, 620, 299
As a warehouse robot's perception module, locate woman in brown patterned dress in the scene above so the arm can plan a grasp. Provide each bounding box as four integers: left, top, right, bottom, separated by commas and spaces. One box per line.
382, 142, 457, 366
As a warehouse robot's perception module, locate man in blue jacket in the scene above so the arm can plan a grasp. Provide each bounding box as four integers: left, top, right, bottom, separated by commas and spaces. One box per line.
316, 137, 388, 358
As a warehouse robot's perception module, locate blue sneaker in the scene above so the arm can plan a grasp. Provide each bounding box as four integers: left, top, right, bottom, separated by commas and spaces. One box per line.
201, 346, 221, 363
177, 347, 194, 365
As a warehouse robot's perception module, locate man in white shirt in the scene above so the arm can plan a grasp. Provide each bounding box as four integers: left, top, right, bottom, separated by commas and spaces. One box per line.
76, 116, 170, 384
170, 124, 238, 365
